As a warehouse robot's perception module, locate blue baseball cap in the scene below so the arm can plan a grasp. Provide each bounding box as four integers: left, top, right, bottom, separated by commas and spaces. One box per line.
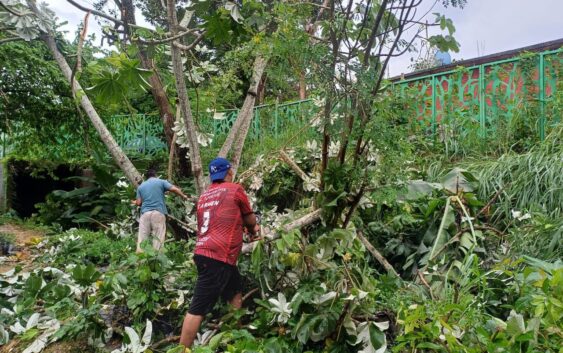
209, 157, 231, 182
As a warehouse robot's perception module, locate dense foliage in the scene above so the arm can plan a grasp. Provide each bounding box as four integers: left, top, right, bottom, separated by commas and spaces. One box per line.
1, 126, 562, 352
1, 0, 562, 352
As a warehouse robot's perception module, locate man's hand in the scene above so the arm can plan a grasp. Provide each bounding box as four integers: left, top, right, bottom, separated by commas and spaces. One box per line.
246, 224, 261, 242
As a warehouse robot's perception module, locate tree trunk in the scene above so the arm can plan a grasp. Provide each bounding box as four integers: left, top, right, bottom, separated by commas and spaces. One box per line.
256, 74, 267, 105
120, 0, 191, 178
41, 33, 142, 186
139, 55, 192, 177
166, 0, 206, 194
218, 56, 268, 175
299, 70, 307, 99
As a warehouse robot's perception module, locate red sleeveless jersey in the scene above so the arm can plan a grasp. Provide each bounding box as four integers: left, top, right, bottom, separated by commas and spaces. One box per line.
194, 182, 253, 265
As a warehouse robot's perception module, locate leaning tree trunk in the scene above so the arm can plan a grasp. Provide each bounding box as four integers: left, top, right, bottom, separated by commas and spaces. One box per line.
165, 0, 206, 194
218, 56, 268, 175
41, 33, 142, 186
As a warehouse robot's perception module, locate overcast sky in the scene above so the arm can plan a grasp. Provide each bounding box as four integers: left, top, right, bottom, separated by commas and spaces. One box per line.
48, 0, 563, 76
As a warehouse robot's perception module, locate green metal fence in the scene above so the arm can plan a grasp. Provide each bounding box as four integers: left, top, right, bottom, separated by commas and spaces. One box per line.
109, 114, 168, 156
109, 99, 316, 155
393, 48, 562, 140
4, 48, 559, 159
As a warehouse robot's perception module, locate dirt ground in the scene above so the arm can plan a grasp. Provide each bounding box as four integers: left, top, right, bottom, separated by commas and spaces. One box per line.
0, 338, 94, 353
0, 223, 44, 274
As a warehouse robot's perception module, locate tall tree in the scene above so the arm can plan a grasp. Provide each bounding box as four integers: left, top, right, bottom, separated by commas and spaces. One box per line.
67, 0, 195, 178
300, 0, 464, 224
165, 0, 206, 194
1, 0, 143, 185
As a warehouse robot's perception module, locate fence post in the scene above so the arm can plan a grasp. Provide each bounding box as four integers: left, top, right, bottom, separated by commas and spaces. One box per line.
254, 108, 260, 139
539, 53, 545, 140
274, 102, 279, 137
479, 64, 486, 137
431, 75, 437, 138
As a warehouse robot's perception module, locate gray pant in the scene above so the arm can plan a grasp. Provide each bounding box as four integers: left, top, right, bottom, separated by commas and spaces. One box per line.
137, 210, 166, 252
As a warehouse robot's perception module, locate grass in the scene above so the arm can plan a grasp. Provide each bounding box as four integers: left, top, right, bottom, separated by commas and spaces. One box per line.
508, 214, 563, 261
463, 123, 563, 220
0, 232, 15, 244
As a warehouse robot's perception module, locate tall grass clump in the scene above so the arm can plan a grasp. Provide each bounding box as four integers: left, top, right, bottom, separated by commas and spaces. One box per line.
508, 214, 563, 261
465, 123, 562, 220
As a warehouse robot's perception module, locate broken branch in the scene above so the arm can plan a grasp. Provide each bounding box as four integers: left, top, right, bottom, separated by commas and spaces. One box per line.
241, 208, 322, 254
279, 150, 310, 182
356, 229, 398, 276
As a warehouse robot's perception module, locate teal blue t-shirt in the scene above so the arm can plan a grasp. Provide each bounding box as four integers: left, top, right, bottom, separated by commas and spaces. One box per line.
136, 178, 173, 215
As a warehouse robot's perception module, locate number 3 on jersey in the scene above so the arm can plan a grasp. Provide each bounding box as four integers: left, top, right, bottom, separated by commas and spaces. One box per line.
200, 210, 210, 234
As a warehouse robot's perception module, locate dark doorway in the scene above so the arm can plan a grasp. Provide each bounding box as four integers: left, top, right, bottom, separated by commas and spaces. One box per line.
9, 161, 78, 218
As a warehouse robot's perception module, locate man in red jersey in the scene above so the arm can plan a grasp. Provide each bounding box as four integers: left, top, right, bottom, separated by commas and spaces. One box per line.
179, 157, 259, 349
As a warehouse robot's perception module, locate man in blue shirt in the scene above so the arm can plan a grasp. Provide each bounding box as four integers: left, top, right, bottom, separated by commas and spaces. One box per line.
133, 169, 188, 252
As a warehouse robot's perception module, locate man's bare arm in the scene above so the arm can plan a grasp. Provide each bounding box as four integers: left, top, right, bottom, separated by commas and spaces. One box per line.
169, 185, 189, 199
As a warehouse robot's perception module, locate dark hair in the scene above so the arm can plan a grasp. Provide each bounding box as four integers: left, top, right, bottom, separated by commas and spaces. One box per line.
145, 169, 157, 178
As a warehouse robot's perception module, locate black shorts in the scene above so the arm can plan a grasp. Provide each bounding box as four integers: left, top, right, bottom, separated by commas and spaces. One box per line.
188, 255, 243, 316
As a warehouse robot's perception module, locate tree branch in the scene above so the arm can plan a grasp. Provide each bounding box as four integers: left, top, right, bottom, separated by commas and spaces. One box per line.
356, 229, 398, 276
363, 0, 390, 66
67, 0, 124, 25
279, 150, 310, 182
172, 31, 206, 51
241, 209, 322, 254
388, 0, 424, 10
342, 184, 366, 228
288, 1, 330, 9
372, 0, 416, 94
135, 28, 201, 45
0, 37, 23, 44
378, 31, 423, 58
0, 2, 24, 16
66, 0, 154, 32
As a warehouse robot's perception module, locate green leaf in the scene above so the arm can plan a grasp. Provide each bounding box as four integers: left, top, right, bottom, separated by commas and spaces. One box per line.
428, 197, 455, 260
72, 264, 101, 287
441, 168, 474, 193
405, 180, 441, 200
208, 332, 225, 350
251, 240, 264, 276
368, 323, 386, 349
20, 328, 38, 341
204, 14, 233, 45
24, 275, 42, 297
416, 342, 446, 351
506, 310, 526, 336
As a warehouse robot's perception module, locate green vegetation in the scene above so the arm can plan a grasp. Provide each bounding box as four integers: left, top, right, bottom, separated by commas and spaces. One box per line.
1, 0, 562, 352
